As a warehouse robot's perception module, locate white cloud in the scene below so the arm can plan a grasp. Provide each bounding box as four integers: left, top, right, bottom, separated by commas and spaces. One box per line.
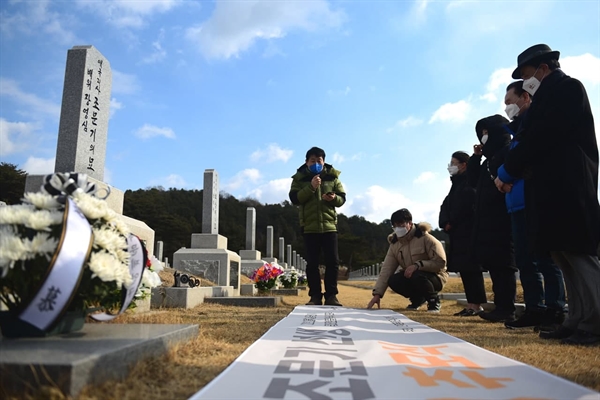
429, 100, 471, 124
22, 156, 55, 175
387, 116, 423, 132
0, 118, 39, 156
76, 0, 183, 29
0, 0, 78, 45
250, 143, 293, 163
149, 173, 188, 188
111, 70, 140, 95
562, 53, 600, 86
331, 152, 362, 164
413, 171, 436, 184
245, 177, 292, 204
133, 124, 175, 139
0, 78, 61, 119
332, 152, 345, 164
142, 29, 167, 64
224, 169, 262, 191
110, 98, 123, 118
186, 0, 344, 59
339, 185, 410, 224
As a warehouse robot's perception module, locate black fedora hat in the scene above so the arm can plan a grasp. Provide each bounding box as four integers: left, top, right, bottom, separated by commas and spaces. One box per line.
512, 44, 560, 79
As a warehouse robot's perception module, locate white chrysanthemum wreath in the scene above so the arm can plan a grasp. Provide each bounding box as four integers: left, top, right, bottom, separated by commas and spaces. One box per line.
0, 173, 160, 315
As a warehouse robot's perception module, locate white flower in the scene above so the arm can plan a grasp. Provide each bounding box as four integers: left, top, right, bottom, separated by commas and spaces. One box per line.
92, 227, 128, 254
27, 232, 58, 257
24, 209, 63, 231
73, 192, 111, 221
148, 255, 164, 272
23, 192, 61, 210
0, 205, 36, 225
88, 251, 132, 288
142, 269, 162, 288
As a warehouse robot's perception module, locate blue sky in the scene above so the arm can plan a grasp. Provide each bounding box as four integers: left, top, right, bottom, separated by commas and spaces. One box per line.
1, 0, 599, 225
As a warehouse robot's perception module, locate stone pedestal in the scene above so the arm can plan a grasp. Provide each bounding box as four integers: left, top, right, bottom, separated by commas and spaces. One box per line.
151, 286, 234, 308
0, 324, 198, 397
174, 234, 241, 296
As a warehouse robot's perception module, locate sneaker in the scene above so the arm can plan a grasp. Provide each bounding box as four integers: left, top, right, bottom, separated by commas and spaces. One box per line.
479, 309, 516, 323
539, 325, 575, 340
505, 309, 544, 330
305, 296, 323, 306
324, 295, 342, 307
427, 296, 441, 313
537, 307, 566, 332
406, 298, 426, 310
454, 307, 483, 316
561, 330, 600, 346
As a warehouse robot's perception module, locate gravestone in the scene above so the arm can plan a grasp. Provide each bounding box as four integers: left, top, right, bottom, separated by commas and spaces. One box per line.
173, 169, 241, 295
155, 241, 164, 262
262, 226, 278, 264
287, 245, 292, 270
240, 207, 267, 276
279, 237, 287, 268
23, 45, 154, 255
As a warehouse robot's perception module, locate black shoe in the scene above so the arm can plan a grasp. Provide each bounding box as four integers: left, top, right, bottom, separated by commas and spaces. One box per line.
561, 330, 600, 346
454, 308, 483, 316
537, 307, 566, 332
305, 296, 323, 306
427, 296, 441, 313
539, 325, 575, 340
505, 309, 544, 330
324, 295, 342, 307
406, 298, 426, 310
479, 309, 515, 323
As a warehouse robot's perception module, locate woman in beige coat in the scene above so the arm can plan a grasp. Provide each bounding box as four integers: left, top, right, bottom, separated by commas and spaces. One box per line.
367, 209, 448, 312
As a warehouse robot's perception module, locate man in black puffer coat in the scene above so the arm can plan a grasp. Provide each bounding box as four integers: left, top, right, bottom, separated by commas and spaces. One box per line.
468, 114, 517, 322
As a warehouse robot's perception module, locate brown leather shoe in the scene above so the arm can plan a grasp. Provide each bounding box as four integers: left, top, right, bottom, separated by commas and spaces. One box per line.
324, 295, 342, 306
305, 296, 322, 306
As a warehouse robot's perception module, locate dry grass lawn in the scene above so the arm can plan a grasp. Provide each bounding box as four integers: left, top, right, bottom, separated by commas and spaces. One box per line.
8, 278, 599, 399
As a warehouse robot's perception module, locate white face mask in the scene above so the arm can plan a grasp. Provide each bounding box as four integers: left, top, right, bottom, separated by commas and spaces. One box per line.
447, 165, 459, 175
505, 103, 520, 120
481, 134, 489, 145
523, 66, 542, 96
394, 226, 408, 238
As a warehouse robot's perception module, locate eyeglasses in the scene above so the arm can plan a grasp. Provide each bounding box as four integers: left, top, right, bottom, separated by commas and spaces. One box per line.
448, 162, 462, 167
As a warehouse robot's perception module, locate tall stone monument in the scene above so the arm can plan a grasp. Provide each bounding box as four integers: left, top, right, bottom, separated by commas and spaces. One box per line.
262, 226, 278, 264
173, 170, 241, 295
23, 45, 154, 254
240, 207, 267, 276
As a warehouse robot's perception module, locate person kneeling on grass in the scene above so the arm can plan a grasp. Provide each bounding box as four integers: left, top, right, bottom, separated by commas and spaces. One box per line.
367, 208, 448, 312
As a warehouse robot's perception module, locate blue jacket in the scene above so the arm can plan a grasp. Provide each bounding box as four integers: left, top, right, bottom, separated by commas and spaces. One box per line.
497, 117, 526, 213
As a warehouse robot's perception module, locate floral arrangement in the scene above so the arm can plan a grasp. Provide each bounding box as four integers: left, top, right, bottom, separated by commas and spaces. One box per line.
136, 254, 164, 299
297, 273, 307, 286
0, 173, 160, 316
250, 262, 283, 291
279, 268, 298, 289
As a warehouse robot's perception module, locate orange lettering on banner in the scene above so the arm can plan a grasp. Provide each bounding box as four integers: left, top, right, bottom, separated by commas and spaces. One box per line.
379, 342, 481, 369
461, 370, 513, 389
403, 367, 475, 388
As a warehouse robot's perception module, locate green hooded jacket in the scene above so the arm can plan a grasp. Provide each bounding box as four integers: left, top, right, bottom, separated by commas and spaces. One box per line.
289, 163, 346, 233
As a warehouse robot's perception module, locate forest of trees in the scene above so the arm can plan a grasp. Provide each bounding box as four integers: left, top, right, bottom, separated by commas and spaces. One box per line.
0, 163, 449, 270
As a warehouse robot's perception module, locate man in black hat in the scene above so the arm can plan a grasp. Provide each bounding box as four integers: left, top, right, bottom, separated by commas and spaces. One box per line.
496, 44, 600, 345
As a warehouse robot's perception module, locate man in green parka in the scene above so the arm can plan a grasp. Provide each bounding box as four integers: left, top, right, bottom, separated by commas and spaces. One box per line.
289, 146, 346, 306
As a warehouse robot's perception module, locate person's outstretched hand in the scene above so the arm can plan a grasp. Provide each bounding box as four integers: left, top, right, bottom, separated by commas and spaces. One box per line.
367, 295, 381, 309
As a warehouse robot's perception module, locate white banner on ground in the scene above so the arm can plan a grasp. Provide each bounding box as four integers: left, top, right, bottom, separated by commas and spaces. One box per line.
190, 306, 598, 400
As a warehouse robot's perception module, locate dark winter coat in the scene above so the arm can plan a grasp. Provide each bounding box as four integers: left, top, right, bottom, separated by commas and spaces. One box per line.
438, 171, 478, 272
468, 115, 516, 270
503, 70, 600, 256
289, 163, 346, 234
